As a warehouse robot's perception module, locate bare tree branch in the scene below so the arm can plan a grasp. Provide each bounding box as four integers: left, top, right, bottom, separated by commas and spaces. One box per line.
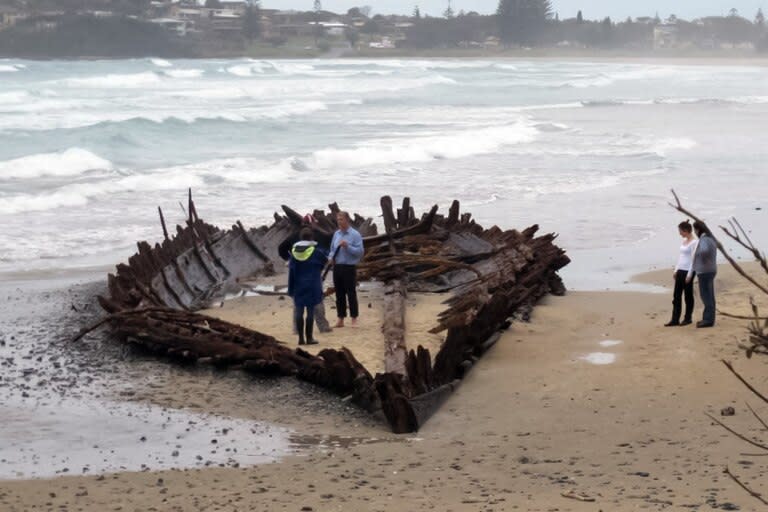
722, 360, 768, 406
746, 402, 768, 432
724, 466, 768, 506
721, 217, 768, 275
705, 413, 768, 452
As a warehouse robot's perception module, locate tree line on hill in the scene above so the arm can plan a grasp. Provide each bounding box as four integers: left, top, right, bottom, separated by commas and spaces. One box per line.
1, 0, 767, 57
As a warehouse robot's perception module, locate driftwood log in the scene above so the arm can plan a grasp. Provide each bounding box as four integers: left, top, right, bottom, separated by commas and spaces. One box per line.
85, 191, 569, 433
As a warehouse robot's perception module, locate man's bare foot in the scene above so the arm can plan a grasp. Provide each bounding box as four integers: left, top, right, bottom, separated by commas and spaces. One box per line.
335, 319, 344, 328
350, 318, 358, 326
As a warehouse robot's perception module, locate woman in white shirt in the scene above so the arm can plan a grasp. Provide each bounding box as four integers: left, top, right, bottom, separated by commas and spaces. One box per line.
665, 220, 698, 326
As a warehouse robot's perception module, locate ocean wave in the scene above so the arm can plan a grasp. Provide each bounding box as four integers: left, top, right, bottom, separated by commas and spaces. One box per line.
533, 122, 570, 132
581, 100, 653, 107
225, 63, 265, 77
657, 96, 768, 105
150, 58, 173, 68
60, 72, 162, 88
0, 148, 113, 179
0, 98, 356, 130
311, 121, 538, 169
182, 74, 455, 97
646, 137, 697, 155
512, 102, 584, 112
514, 168, 669, 199
0, 64, 22, 72
0, 169, 204, 214
0, 91, 30, 104
561, 74, 615, 88
558, 66, 681, 89
162, 69, 205, 79
0, 97, 100, 114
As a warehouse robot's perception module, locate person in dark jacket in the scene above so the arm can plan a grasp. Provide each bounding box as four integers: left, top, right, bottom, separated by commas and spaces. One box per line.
686, 220, 718, 328
279, 215, 333, 333
288, 228, 327, 345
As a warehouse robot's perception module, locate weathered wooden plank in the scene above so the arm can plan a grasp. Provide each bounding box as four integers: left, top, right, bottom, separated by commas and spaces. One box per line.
382, 279, 408, 375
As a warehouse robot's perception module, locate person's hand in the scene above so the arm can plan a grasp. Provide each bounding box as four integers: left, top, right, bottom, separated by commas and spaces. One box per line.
685, 276, 692, 284
339, 239, 348, 248
673, 272, 676, 280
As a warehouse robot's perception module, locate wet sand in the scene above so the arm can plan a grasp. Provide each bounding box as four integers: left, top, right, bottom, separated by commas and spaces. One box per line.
2, 264, 767, 510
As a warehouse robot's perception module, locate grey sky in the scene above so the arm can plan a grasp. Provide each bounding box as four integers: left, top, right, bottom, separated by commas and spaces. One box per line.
268, 1, 765, 20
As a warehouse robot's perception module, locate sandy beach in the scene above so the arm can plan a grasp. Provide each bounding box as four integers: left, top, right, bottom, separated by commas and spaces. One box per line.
1, 262, 766, 511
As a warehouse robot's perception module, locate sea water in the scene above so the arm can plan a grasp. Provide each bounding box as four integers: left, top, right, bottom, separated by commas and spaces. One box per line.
1, 58, 767, 289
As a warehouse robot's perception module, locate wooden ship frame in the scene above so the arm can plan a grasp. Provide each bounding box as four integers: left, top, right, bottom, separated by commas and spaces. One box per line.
78, 192, 569, 433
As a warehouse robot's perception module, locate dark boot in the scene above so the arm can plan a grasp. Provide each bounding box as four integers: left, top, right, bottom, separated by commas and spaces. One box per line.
305, 320, 318, 345
296, 315, 305, 345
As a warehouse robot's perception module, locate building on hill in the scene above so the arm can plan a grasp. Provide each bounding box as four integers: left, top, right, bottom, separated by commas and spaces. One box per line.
653, 23, 678, 49
150, 17, 188, 36
206, 8, 242, 34
0, 6, 26, 29
309, 20, 348, 36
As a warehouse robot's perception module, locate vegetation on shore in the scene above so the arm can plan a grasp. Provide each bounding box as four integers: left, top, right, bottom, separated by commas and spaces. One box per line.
1, 0, 767, 59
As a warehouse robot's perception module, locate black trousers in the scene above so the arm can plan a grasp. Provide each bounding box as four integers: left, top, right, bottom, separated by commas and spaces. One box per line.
333, 264, 359, 319
293, 304, 315, 343
671, 269, 695, 323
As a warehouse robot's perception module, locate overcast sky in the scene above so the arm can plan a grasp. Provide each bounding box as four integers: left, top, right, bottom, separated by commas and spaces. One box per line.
269, 1, 765, 20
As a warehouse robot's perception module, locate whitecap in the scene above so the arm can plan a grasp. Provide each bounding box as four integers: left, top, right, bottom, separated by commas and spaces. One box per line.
312, 121, 538, 169
647, 137, 697, 155
0, 64, 20, 72
0, 148, 113, 179
150, 58, 173, 68
60, 72, 162, 88
0, 91, 30, 104
0, 169, 205, 214
163, 69, 205, 79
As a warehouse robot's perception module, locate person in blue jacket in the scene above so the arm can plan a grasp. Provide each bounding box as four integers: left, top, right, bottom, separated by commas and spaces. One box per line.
288, 228, 327, 345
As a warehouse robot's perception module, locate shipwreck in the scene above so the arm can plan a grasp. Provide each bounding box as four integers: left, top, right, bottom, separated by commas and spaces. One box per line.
78, 192, 569, 433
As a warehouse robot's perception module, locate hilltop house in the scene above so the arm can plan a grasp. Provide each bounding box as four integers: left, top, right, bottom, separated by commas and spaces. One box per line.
653, 23, 678, 49
0, 6, 26, 29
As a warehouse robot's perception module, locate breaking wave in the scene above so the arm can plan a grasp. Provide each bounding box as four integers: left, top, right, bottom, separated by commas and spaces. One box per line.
0, 169, 204, 215
60, 72, 163, 88
0, 64, 23, 72
162, 69, 205, 79
311, 121, 538, 169
0, 148, 113, 179
150, 58, 173, 68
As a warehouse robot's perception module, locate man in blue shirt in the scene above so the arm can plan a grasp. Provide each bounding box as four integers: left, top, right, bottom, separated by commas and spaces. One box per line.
328, 211, 364, 327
